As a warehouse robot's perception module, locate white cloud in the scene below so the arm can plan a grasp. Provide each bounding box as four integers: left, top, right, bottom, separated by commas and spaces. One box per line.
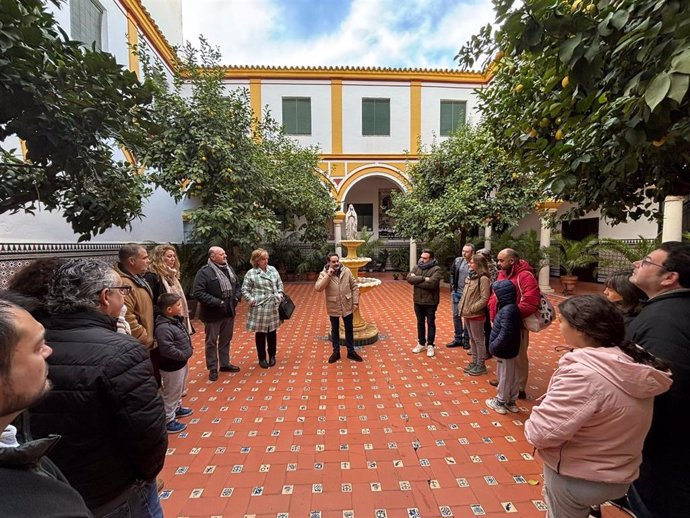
180, 0, 495, 69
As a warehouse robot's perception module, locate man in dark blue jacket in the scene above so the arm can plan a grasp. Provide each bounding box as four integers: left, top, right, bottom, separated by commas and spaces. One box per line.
627, 242, 690, 518
0, 295, 92, 518
446, 243, 473, 349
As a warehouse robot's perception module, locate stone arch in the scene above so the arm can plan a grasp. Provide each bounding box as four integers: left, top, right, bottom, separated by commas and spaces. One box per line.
336, 164, 411, 205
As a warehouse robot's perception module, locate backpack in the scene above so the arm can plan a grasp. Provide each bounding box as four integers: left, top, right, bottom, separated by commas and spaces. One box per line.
517, 275, 555, 332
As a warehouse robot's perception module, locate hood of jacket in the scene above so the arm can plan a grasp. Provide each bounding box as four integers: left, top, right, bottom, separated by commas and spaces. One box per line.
505, 258, 534, 279
493, 280, 516, 308
563, 346, 672, 399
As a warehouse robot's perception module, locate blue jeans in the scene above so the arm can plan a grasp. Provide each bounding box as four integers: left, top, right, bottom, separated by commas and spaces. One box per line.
95, 479, 163, 518
330, 313, 354, 352
414, 303, 437, 346
451, 290, 469, 344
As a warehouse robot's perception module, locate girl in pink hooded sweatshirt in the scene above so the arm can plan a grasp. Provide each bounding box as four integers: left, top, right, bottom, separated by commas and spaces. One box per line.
524, 295, 671, 518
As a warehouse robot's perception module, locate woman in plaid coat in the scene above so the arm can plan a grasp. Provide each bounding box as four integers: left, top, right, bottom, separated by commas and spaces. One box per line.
241, 248, 284, 368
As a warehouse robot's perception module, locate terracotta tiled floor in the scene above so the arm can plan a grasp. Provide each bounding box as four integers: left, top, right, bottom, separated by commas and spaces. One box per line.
160, 278, 625, 518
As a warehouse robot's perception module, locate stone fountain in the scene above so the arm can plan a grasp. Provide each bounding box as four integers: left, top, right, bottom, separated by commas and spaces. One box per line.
337, 205, 381, 345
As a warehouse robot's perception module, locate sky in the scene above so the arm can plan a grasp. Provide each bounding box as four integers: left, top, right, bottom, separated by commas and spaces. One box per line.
180, 0, 496, 70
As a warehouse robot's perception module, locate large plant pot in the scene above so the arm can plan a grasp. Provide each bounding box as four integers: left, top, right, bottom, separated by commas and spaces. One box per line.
306, 271, 318, 281
560, 275, 579, 295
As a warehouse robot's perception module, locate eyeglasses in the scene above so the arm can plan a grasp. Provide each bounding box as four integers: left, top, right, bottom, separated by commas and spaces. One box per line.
638, 257, 666, 270
104, 285, 132, 295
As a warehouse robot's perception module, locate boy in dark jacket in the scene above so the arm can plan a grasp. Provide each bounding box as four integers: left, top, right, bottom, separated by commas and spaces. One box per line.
486, 280, 522, 415
155, 293, 194, 434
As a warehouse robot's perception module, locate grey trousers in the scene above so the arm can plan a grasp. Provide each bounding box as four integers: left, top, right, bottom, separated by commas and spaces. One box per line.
543, 465, 629, 518
161, 367, 186, 423
466, 318, 487, 365
203, 317, 234, 370
517, 328, 530, 391
496, 357, 519, 404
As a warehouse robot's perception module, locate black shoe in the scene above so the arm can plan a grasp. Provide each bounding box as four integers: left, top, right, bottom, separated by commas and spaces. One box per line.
445, 341, 463, 348
518, 390, 527, 400
347, 350, 363, 362
208, 369, 218, 381
259, 360, 269, 369
462, 344, 471, 350
220, 364, 240, 373
268, 357, 276, 367
328, 352, 341, 364
489, 379, 499, 387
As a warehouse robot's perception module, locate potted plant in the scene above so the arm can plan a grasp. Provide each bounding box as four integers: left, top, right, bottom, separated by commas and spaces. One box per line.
554, 234, 599, 295
392, 272, 400, 280
268, 232, 303, 282
389, 247, 410, 273
598, 235, 661, 272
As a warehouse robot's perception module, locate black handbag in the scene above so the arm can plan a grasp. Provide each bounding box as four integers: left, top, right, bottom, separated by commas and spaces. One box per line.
278, 293, 295, 320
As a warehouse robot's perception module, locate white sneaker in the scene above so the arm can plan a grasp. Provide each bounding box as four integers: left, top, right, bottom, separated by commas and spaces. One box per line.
427, 345, 435, 357
486, 397, 507, 415
505, 401, 520, 413
412, 344, 426, 354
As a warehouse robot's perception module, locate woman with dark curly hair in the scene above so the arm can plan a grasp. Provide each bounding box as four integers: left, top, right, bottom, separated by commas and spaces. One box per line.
603, 270, 646, 326
525, 295, 671, 518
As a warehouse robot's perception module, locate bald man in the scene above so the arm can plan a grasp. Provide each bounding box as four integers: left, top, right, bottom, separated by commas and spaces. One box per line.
193, 247, 242, 381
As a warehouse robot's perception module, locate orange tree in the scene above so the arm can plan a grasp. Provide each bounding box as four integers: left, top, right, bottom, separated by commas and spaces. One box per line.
457, 0, 690, 223
389, 124, 543, 243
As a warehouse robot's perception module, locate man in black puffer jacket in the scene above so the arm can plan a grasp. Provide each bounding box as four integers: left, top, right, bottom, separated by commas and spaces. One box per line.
30, 259, 167, 517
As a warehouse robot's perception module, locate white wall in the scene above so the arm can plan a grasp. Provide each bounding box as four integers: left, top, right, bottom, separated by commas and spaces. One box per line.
342, 82, 411, 154
344, 176, 401, 239
420, 82, 482, 147
261, 80, 331, 152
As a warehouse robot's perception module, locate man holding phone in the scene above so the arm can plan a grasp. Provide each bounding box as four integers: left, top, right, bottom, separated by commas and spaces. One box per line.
315, 252, 363, 364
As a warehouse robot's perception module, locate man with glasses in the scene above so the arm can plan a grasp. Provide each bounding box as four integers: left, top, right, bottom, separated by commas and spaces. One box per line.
28, 259, 167, 517
315, 252, 363, 364
626, 241, 690, 518
446, 243, 473, 349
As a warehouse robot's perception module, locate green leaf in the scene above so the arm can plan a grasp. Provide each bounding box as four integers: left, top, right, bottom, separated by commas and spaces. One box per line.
671, 49, 690, 74
559, 35, 582, 65
611, 10, 630, 30
667, 73, 690, 104
644, 72, 671, 111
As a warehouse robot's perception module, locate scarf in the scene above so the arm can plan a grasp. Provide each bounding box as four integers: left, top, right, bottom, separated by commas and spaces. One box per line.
208, 259, 235, 299
417, 258, 438, 270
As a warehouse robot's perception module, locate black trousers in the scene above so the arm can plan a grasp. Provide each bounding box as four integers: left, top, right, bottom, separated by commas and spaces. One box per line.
255, 330, 277, 361
414, 303, 437, 345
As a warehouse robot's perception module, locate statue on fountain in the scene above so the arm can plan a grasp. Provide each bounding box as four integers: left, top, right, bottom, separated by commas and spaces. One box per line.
345, 204, 358, 240
338, 204, 380, 345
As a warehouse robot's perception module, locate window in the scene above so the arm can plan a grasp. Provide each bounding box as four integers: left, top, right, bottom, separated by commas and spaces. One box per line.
70, 0, 104, 51
352, 203, 373, 231
440, 100, 467, 136
282, 97, 312, 135
362, 98, 390, 136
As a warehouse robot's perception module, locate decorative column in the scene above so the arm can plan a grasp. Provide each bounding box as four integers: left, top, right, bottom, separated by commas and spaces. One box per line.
409, 238, 417, 271
661, 195, 687, 242
333, 210, 345, 257
484, 225, 493, 251
536, 201, 562, 293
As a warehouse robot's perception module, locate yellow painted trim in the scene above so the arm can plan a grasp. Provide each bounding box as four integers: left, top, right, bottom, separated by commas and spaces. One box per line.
329, 162, 345, 178
19, 140, 28, 160
410, 81, 421, 154
343, 161, 409, 174
120, 0, 177, 71
126, 17, 140, 78
331, 80, 343, 154
120, 146, 145, 175
249, 79, 262, 122
222, 66, 489, 84
536, 201, 564, 211
336, 166, 412, 204
315, 169, 337, 198
320, 153, 420, 161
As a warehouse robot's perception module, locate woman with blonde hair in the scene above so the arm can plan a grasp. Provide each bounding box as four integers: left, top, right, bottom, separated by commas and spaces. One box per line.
458, 253, 492, 376
145, 244, 192, 334
242, 248, 284, 368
